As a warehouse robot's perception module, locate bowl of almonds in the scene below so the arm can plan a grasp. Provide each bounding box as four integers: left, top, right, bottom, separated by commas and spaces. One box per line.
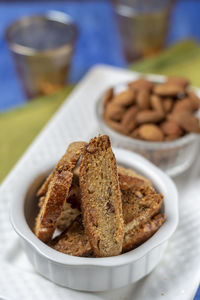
96, 76, 200, 176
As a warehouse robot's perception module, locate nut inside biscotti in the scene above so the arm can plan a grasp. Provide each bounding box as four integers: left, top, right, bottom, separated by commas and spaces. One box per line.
34, 135, 165, 257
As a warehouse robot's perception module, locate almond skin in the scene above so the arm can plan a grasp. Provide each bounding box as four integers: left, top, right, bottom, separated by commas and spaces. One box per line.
171, 111, 200, 133
165, 134, 181, 141
102, 78, 200, 142
130, 128, 140, 139
112, 89, 135, 106
172, 98, 193, 113
138, 124, 164, 142
136, 90, 150, 109
166, 77, 190, 88
105, 102, 125, 121
188, 91, 200, 111
136, 110, 164, 124
128, 79, 154, 92
160, 121, 182, 136
163, 98, 173, 113
154, 83, 184, 97
150, 95, 164, 114
121, 106, 138, 133
104, 116, 129, 135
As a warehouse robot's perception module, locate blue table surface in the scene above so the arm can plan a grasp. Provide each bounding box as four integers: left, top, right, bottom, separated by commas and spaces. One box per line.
0, 0, 200, 298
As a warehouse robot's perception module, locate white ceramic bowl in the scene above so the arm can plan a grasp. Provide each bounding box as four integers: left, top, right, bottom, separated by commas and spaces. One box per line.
10, 148, 178, 292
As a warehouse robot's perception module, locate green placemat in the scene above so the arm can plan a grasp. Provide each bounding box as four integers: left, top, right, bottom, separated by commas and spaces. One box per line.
1, 40, 200, 182
0, 86, 73, 181
131, 40, 200, 87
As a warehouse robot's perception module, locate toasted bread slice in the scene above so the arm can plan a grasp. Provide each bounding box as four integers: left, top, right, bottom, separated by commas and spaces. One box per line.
123, 213, 166, 252
35, 142, 85, 242
49, 217, 92, 257
79, 135, 123, 257
122, 185, 163, 234
37, 142, 85, 197
118, 165, 152, 190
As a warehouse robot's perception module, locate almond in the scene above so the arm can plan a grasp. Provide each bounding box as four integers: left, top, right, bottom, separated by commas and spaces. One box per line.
105, 102, 125, 121
128, 79, 154, 92
136, 110, 164, 124
165, 134, 181, 141
160, 121, 182, 136
172, 98, 193, 113
138, 124, 164, 142
112, 89, 135, 106
166, 77, 190, 88
171, 111, 200, 133
150, 95, 164, 114
130, 128, 140, 139
166, 113, 173, 121
121, 106, 138, 133
154, 83, 184, 97
104, 117, 128, 135
188, 91, 200, 111
103, 88, 113, 108
163, 98, 173, 113
136, 90, 150, 109
102, 78, 200, 142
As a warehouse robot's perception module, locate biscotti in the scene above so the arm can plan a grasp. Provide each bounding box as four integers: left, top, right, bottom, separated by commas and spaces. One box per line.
34, 136, 165, 258
52, 183, 163, 257
79, 135, 124, 257
118, 165, 152, 190
74, 164, 151, 190
39, 180, 81, 232
35, 142, 85, 242
123, 213, 166, 252
35, 170, 73, 242
37, 141, 86, 197
50, 213, 165, 256
56, 182, 81, 231
122, 185, 163, 234
50, 217, 92, 257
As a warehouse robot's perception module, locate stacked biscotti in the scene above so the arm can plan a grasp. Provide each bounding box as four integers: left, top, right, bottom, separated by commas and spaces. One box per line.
35, 135, 165, 257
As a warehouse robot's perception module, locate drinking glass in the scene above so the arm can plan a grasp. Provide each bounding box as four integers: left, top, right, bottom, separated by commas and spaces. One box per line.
5, 11, 78, 99
113, 0, 173, 62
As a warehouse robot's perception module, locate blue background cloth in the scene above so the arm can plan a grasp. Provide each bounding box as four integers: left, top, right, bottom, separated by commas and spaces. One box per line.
0, 1, 124, 111
1, 0, 200, 112
0, 0, 200, 298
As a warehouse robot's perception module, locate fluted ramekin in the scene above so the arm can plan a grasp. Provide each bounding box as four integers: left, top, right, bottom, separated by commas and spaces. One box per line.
10, 148, 178, 291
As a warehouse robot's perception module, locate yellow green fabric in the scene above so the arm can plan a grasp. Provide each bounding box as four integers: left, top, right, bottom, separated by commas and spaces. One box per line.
0, 87, 73, 181
1, 40, 200, 182
131, 40, 200, 86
